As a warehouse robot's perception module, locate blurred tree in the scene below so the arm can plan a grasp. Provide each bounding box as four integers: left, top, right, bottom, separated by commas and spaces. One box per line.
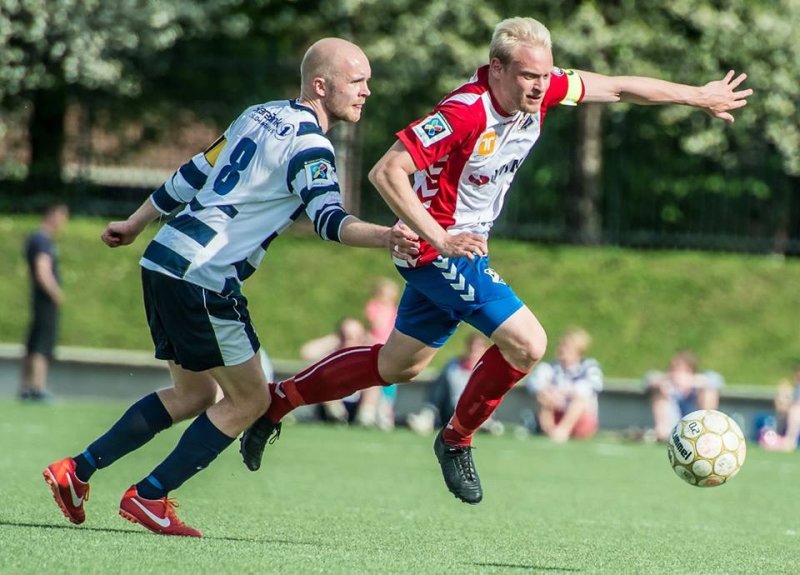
500, 0, 799, 247
0, 0, 241, 189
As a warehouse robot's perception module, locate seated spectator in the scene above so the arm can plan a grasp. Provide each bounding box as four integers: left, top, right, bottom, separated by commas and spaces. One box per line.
300, 317, 370, 424
525, 328, 603, 443
760, 365, 800, 452
644, 350, 725, 442
407, 333, 503, 435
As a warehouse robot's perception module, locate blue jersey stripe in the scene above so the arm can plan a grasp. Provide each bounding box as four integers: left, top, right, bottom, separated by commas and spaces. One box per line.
151, 184, 181, 213
233, 258, 257, 281
301, 184, 339, 205
260, 231, 279, 250
216, 205, 239, 218
297, 121, 323, 136
167, 214, 218, 247
324, 210, 347, 242
189, 198, 204, 211
179, 160, 208, 190
289, 205, 305, 221
143, 241, 192, 278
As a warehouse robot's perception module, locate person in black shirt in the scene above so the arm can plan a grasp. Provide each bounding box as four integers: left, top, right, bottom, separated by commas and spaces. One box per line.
19, 203, 69, 401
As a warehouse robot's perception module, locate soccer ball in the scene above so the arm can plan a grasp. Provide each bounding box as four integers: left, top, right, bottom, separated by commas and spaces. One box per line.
667, 409, 746, 487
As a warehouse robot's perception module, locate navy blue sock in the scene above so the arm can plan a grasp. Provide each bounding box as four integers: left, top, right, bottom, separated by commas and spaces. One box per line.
73, 393, 172, 482
136, 412, 234, 500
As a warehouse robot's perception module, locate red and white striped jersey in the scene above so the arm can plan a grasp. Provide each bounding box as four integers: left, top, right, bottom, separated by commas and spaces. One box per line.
395, 65, 584, 267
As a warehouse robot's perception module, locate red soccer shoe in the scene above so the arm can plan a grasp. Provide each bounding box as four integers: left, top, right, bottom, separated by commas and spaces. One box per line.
119, 486, 202, 538
43, 457, 90, 525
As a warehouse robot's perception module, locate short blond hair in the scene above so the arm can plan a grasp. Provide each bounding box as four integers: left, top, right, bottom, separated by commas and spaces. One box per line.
490, 17, 551, 65
560, 327, 591, 356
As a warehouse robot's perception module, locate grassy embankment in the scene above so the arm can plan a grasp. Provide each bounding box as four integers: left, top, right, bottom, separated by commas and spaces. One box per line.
1, 215, 797, 385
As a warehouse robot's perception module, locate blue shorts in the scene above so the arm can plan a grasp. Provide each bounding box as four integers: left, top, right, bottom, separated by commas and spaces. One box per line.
141, 268, 260, 371
395, 256, 523, 347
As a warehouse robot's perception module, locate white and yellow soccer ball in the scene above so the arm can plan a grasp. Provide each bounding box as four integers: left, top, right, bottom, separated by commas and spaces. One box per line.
667, 409, 746, 487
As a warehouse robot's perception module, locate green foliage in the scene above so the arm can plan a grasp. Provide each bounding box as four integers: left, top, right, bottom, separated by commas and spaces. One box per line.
3, 402, 800, 574
2, 215, 799, 385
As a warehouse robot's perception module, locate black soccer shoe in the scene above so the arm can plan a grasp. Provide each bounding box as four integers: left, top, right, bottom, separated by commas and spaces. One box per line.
239, 417, 282, 472
433, 429, 483, 504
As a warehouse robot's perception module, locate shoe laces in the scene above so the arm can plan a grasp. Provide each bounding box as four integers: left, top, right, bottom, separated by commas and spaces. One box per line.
163, 497, 185, 525
448, 445, 477, 482
253, 419, 282, 444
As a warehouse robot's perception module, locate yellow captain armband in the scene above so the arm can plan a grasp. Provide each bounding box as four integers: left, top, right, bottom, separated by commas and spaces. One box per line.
561, 69, 583, 106
203, 135, 227, 166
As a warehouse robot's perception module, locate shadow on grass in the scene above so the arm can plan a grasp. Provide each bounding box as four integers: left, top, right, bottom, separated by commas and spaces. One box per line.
472, 563, 580, 572
0, 519, 320, 545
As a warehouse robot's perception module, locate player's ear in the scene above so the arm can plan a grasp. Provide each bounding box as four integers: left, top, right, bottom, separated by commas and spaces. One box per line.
312, 76, 327, 97
489, 57, 505, 78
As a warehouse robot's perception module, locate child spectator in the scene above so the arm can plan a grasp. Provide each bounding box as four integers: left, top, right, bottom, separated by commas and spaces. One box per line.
644, 350, 724, 442
525, 328, 603, 442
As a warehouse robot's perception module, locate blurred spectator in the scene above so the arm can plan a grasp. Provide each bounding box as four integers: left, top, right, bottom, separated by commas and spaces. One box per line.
300, 317, 371, 425
359, 278, 401, 430
644, 350, 725, 441
407, 333, 503, 436
18, 204, 69, 402
759, 365, 800, 452
524, 328, 603, 442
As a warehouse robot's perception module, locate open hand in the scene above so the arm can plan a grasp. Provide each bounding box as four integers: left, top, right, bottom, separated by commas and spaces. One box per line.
699, 70, 752, 123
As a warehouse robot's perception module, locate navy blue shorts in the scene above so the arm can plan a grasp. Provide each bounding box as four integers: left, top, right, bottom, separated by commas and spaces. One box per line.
395, 256, 523, 347
141, 268, 260, 372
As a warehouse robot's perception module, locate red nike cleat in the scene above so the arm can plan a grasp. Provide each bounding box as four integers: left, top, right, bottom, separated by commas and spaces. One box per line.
43, 457, 90, 525
119, 486, 202, 538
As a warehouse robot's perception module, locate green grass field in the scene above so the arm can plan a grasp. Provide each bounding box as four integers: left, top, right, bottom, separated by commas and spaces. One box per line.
2, 398, 797, 574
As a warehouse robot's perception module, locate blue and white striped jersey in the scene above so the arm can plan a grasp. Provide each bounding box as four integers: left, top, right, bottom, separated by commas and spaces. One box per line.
141, 99, 349, 293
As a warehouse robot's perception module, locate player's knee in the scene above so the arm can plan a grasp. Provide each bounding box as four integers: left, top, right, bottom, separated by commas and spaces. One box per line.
505, 332, 548, 373
240, 389, 270, 419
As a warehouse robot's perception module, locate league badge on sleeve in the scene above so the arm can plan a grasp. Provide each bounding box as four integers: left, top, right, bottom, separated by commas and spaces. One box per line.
304, 159, 336, 189
412, 112, 453, 147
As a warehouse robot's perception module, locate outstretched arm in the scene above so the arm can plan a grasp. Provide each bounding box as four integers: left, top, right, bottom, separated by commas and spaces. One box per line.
101, 198, 161, 247
339, 217, 420, 261
578, 69, 752, 123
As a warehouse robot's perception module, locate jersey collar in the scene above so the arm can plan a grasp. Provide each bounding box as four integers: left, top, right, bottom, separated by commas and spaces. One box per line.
476, 65, 514, 117
289, 99, 321, 125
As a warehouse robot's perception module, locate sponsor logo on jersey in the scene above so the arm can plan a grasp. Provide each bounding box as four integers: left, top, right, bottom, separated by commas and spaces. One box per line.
412, 112, 453, 147
249, 106, 294, 139
520, 116, 535, 131
490, 157, 524, 182
476, 129, 497, 156
304, 159, 335, 188
276, 124, 294, 139
468, 173, 490, 187
484, 268, 506, 285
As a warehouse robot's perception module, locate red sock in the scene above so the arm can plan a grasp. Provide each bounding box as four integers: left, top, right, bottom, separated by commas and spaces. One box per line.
443, 345, 527, 447
266, 344, 386, 422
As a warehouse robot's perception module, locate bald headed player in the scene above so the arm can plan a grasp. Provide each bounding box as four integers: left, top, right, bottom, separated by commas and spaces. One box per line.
42, 38, 419, 538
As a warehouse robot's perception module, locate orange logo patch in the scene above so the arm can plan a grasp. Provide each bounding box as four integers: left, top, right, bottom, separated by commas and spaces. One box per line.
477, 130, 497, 156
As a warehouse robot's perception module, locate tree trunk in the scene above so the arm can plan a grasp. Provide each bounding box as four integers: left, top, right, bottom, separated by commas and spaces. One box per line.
567, 103, 603, 244
27, 87, 67, 190
330, 122, 362, 215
